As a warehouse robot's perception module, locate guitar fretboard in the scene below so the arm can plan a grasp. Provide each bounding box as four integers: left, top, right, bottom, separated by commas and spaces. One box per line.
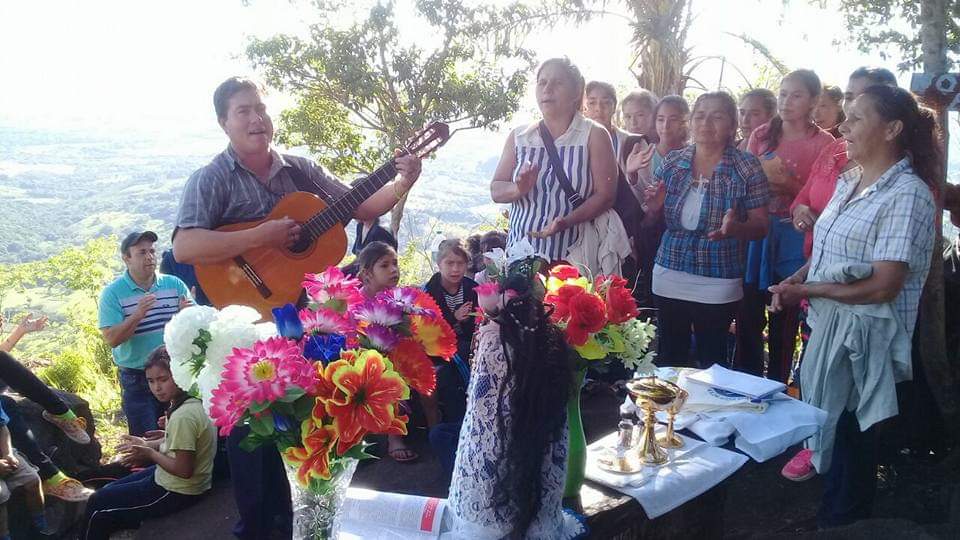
300, 160, 399, 242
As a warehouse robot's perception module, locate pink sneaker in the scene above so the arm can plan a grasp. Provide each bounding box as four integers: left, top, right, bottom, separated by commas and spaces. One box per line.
781, 448, 816, 481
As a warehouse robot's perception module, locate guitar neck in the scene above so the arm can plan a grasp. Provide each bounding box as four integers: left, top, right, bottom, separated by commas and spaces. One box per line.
301, 160, 398, 240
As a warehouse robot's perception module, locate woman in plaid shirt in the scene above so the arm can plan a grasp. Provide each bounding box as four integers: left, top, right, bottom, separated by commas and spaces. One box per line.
643, 91, 770, 368
770, 85, 939, 527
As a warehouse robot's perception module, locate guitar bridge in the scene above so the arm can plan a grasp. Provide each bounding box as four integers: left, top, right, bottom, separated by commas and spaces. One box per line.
234, 255, 272, 299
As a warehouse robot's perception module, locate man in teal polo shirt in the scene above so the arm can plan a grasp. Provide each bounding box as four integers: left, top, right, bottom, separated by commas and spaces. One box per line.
99, 231, 192, 435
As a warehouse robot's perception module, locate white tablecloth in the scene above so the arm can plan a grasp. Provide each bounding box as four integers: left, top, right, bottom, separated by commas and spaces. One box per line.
584, 431, 748, 519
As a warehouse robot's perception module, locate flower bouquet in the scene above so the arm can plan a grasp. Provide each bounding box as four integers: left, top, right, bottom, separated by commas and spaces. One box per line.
163, 267, 457, 539
541, 263, 657, 497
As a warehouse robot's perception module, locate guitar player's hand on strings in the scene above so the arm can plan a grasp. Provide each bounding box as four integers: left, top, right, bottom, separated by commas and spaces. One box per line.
257, 217, 301, 248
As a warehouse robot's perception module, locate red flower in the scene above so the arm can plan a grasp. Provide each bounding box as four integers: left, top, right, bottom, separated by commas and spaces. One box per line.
411, 315, 457, 359
564, 293, 607, 346
597, 275, 638, 324
389, 338, 437, 395
550, 264, 581, 280
413, 290, 444, 316
545, 284, 587, 322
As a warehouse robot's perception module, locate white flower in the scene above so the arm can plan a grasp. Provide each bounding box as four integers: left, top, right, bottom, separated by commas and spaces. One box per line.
619, 318, 657, 375
482, 247, 508, 277
505, 237, 542, 264
196, 307, 273, 407
217, 305, 262, 325
163, 305, 218, 391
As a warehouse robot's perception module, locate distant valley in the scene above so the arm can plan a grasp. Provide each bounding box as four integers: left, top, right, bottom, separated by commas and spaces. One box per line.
0, 121, 507, 263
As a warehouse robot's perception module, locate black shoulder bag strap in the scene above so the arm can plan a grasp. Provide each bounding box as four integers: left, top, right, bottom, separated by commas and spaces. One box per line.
538, 121, 584, 209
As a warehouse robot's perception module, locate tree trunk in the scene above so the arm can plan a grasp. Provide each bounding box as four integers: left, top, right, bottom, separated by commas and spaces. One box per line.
917, 0, 959, 436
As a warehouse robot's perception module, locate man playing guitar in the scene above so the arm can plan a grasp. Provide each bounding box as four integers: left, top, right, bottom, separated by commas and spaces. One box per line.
172, 76, 421, 540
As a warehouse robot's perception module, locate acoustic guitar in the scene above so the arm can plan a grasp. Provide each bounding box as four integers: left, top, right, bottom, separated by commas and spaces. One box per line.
195, 122, 450, 318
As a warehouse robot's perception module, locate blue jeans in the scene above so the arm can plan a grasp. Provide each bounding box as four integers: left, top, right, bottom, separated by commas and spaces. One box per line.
80, 466, 202, 540
118, 368, 163, 436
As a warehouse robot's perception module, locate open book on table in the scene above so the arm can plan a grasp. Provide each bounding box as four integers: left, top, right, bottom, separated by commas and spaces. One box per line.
337, 487, 447, 539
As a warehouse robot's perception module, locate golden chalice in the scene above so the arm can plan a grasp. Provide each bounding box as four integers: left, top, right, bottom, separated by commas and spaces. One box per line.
657, 387, 688, 449
626, 377, 679, 466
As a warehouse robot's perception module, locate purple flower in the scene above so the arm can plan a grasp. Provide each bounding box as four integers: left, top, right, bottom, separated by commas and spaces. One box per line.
379, 288, 436, 317
352, 299, 404, 327
363, 324, 399, 352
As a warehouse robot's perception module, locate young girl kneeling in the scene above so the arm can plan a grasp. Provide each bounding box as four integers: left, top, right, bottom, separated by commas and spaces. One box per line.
80, 346, 216, 540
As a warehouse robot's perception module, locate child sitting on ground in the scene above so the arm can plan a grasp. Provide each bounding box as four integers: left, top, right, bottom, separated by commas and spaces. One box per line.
80, 346, 216, 540
0, 397, 46, 540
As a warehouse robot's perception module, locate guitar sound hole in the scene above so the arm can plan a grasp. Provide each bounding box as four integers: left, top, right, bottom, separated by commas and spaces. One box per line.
289, 236, 312, 254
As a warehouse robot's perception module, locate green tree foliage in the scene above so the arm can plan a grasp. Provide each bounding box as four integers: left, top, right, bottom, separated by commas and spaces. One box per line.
0, 237, 122, 416
503, 1, 784, 96
830, 0, 960, 71
246, 0, 534, 234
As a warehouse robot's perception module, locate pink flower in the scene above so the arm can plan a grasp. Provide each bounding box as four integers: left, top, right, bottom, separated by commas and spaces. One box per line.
352, 299, 404, 327
209, 383, 248, 436
302, 268, 363, 311
475, 282, 501, 314
299, 307, 352, 335
219, 336, 315, 405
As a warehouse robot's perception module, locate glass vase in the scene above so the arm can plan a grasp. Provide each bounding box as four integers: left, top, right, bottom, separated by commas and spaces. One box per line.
284, 457, 358, 540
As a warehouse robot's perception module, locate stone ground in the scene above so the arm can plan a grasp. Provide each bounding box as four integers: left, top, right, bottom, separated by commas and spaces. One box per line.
132, 387, 960, 539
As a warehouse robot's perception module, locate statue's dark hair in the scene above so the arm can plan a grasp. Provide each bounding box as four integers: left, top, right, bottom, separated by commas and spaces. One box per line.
490, 291, 572, 537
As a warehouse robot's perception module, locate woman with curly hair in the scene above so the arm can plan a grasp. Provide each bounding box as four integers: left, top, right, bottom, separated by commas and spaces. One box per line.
447, 259, 586, 539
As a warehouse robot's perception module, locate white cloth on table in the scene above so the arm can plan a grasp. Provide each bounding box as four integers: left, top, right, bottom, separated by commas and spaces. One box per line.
800, 262, 912, 473
724, 395, 827, 462
686, 416, 737, 446
585, 431, 748, 519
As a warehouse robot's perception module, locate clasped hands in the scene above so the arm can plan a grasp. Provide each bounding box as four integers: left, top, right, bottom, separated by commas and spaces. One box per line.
117, 430, 164, 467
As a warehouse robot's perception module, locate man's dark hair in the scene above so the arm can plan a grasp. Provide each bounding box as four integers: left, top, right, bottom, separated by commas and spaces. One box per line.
213, 77, 261, 121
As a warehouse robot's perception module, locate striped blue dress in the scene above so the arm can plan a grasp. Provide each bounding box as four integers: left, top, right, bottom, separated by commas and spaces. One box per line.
507, 114, 594, 262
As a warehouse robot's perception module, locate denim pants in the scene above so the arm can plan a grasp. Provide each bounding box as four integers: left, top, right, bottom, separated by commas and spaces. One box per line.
80, 466, 202, 540
118, 368, 163, 436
